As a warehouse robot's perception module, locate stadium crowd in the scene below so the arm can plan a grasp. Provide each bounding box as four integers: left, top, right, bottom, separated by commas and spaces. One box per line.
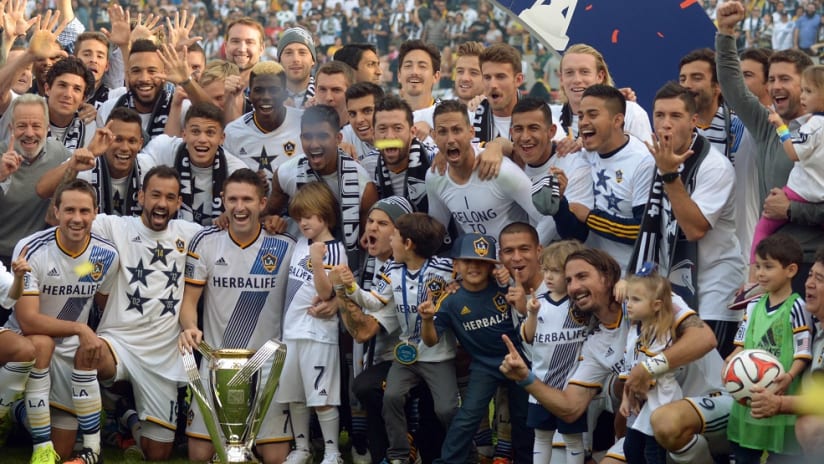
2, 0, 824, 463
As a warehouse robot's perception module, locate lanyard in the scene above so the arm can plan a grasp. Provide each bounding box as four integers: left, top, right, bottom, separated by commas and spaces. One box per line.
401, 260, 429, 341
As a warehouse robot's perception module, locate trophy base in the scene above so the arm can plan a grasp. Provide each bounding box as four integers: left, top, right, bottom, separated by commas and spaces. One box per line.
212, 445, 259, 463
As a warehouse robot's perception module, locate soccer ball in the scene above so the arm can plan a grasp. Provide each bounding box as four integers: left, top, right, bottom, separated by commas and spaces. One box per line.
723, 349, 785, 405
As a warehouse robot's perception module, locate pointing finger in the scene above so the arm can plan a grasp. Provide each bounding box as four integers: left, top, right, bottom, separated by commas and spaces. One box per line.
501, 334, 519, 356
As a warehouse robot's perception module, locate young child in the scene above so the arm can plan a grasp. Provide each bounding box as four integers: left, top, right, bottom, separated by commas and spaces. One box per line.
341, 212, 457, 464
728, 233, 812, 463
275, 182, 348, 464
419, 232, 532, 464
619, 268, 681, 464
756, 65, 824, 266
521, 240, 588, 464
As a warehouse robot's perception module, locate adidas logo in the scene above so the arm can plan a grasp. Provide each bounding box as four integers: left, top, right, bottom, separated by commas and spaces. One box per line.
131, 236, 141, 243
47, 268, 60, 277
239, 148, 247, 155
606, 347, 614, 357
460, 306, 471, 315
216, 257, 227, 266
319, 389, 327, 396
538, 316, 544, 323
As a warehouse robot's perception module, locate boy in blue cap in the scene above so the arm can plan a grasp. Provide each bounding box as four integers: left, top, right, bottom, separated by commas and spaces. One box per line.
419, 233, 532, 464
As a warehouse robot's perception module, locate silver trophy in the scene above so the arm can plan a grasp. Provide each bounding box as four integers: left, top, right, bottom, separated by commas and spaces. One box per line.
182, 339, 286, 463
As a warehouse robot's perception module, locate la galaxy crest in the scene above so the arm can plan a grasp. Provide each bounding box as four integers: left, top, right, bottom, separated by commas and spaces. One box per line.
283, 141, 296, 157
493, 292, 508, 313
90, 261, 104, 281
262, 253, 278, 273
473, 237, 490, 258
175, 238, 185, 253
615, 170, 623, 184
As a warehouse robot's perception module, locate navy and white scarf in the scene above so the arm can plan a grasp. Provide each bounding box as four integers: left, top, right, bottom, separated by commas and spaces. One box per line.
114, 85, 174, 139
89, 157, 142, 216
174, 143, 228, 225
50, 115, 86, 151
374, 137, 430, 213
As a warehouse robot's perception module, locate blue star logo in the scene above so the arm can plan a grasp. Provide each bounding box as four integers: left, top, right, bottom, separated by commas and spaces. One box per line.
148, 242, 174, 266
595, 169, 611, 190
125, 287, 150, 314
163, 262, 181, 289
605, 192, 623, 212
126, 259, 154, 287
159, 290, 179, 316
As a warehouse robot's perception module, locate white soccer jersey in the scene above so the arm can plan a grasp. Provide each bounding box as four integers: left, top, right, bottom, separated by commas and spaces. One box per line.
733, 295, 812, 360
426, 157, 544, 238
550, 101, 653, 143
223, 107, 304, 182
0, 262, 16, 308
525, 294, 589, 401
185, 226, 295, 349
348, 256, 456, 362
6, 228, 119, 353
140, 135, 249, 225
524, 152, 593, 245
91, 215, 202, 382
581, 136, 655, 273
360, 259, 402, 366
283, 237, 348, 344
276, 154, 373, 199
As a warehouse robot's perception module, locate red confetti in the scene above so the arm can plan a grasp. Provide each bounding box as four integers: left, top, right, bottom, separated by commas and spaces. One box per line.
680, 0, 699, 8
611, 29, 620, 43
585, 4, 593, 10
657, 32, 665, 38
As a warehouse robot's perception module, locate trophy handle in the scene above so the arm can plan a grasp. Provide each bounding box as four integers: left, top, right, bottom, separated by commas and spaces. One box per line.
183, 349, 229, 463
245, 340, 287, 447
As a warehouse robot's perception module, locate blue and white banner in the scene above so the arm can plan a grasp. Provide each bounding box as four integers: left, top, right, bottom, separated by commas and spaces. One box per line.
491, 0, 718, 111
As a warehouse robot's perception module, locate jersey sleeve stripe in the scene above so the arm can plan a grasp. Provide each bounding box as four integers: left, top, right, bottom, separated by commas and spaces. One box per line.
567, 379, 602, 389
369, 290, 389, 305
185, 277, 207, 286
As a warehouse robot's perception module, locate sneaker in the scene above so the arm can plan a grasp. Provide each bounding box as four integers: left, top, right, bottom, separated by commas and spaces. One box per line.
30, 443, 61, 464
352, 449, 372, 464
284, 449, 313, 464
320, 452, 344, 464
63, 447, 102, 464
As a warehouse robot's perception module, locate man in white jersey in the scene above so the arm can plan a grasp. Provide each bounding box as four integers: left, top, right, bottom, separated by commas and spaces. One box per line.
36, 108, 150, 217
179, 169, 296, 463
550, 85, 655, 274
8, 180, 119, 464
139, 102, 247, 225
372, 95, 433, 214
511, 98, 592, 245
397, 40, 440, 135
499, 248, 730, 464
471, 43, 524, 146
223, 61, 303, 185
89, 166, 201, 461
342, 82, 384, 175
269, 105, 378, 274
551, 44, 652, 155
631, 82, 743, 358
426, 99, 543, 241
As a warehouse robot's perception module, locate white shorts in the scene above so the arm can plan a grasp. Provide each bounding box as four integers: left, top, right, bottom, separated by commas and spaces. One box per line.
101, 335, 180, 440
275, 339, 340, 407
187, 362, 292, 444
48, 342, 78, 413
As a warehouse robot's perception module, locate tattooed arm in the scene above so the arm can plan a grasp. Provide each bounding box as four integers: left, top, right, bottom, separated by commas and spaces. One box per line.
338, 291, 382, 343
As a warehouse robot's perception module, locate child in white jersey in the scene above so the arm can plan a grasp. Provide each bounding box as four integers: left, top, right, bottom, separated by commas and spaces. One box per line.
522, 240, 588, 464
756, 65, 824, 270
276, 182, 348, 464
619, 267, 681, 464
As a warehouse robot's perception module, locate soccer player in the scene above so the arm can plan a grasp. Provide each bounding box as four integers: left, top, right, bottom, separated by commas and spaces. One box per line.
453, 42, 485, 108
315, 61, 354, 128
472, 43, 524, 145
342, 82, 384, 174
89, 166, 202, 461
7, 179, 119, 463
179, 168, 296, 463
397, 40, 441, 132
223, 61, 303, 184
278, 27, 317, 109
333, 43, 382, 85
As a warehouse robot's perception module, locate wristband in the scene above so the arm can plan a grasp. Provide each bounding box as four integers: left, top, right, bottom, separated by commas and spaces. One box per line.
776, 124, 791, 143
642, 353, 670, 376
345, 283, 358, 294
516, 371, 537, 388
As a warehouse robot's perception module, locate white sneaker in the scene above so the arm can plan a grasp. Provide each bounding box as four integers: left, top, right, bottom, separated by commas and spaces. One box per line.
352, 449, 372, 464
284, 449, 312, 464
320, 452, 344, 464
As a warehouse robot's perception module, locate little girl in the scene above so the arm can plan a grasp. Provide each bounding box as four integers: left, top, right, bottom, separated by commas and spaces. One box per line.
754, 65, 824, 266
522, 240, 588, 464
619, 269, 681, 464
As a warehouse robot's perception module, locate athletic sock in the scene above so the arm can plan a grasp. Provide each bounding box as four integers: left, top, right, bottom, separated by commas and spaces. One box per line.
316, 406, 340, 455
563, 432, 585, 464
533, 429, 554, 464
0, 360, 34, 417
72, 369, 101, 453
290, 402, 311, 452
669, 434, 712, 463
26, 368, 51, 445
